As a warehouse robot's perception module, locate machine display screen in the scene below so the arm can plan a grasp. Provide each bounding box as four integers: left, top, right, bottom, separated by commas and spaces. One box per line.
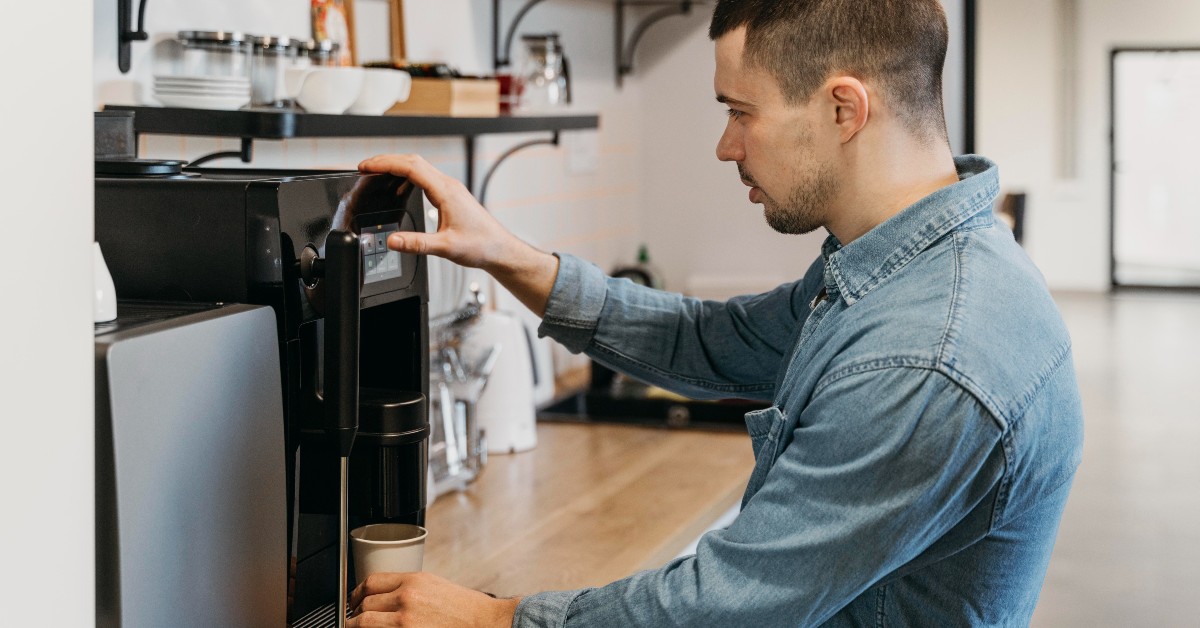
359, 223, 403, 284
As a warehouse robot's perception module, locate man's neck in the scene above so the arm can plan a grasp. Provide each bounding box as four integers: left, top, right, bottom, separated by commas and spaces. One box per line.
825, 138, 960, 245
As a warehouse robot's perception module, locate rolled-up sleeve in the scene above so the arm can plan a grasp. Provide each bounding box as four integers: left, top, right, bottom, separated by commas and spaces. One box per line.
538, 253, 610, 353
512, 589, 586, 628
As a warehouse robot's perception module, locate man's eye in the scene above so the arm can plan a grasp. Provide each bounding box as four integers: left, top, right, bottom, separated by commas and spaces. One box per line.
726, 108, 744, 120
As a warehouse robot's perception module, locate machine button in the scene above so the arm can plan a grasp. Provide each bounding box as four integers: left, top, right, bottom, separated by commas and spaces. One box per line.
385, 251, 400, 272
374, 232, 388, 253
365, 254, 380, 275
360, 233, 376, 256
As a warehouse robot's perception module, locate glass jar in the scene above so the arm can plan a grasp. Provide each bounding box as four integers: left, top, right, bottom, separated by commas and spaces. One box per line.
250, 35, 300, 107
177, 31, 252, 79
299, 39, 342, 68
515, 33, 571, 113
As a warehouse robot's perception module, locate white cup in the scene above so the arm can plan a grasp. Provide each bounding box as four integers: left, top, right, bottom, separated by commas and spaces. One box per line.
350, 523, 427, 585
347, 68, 412, 115
284, 66, 365, 114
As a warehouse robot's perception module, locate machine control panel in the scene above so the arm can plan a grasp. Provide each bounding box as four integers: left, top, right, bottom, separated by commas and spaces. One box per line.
359, 224, 403, 284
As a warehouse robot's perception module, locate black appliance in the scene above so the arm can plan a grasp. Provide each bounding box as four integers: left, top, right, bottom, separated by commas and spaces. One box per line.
95, 168, 430, 625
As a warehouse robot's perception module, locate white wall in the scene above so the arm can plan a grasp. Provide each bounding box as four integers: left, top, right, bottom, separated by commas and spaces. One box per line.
978, 0, 1200, 291
977, 0, 1071, 285
636, 14, 826, 296
0, 2, 95, 625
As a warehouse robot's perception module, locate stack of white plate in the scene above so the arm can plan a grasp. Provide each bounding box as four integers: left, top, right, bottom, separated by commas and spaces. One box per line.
153, 75, 251, 110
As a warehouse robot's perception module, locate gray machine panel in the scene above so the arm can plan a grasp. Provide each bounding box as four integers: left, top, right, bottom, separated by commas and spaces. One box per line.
95, 303, 287, 627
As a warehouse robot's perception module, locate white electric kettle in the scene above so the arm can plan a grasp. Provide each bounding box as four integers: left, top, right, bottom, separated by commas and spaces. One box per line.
460, 310, 537, 454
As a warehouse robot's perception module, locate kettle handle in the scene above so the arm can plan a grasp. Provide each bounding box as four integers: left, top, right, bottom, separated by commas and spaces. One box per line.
562, 55, 572, 104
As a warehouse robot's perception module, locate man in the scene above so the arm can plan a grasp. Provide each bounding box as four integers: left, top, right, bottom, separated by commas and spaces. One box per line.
348, 0, 1084, 626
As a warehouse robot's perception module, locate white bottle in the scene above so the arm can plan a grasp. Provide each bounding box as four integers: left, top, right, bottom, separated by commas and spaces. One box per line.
94, 242, 118, 323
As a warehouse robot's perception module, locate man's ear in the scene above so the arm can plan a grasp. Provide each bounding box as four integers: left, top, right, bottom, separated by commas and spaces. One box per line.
826, 77, 870, 144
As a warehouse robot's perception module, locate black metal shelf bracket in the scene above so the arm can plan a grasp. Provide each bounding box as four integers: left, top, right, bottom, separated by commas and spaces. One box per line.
118, 0, 150, 74
616, 0, 694, 86
473, 132, 562, 205
493, 0, 550, 69
494, 0, 697, 86
188, 138, 255, 167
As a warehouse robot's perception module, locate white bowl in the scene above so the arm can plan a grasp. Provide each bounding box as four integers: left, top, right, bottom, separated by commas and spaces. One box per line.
285, 67, 365, 115
346, 69, 412, 116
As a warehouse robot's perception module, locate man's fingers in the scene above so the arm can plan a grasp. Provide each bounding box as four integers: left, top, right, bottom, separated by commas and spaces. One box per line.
359, 154, 456, 206
346, 610, 396, 628
387, 231, 451, 258
359, 590, 403, 614
352, 573, 407, 604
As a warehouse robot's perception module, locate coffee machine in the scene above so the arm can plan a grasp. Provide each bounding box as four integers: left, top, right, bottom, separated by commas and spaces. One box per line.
95, 168, 430, 626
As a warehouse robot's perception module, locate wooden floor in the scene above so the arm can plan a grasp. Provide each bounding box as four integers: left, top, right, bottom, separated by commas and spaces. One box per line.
423, 422, 755, 597
1032, 291, 1200, 627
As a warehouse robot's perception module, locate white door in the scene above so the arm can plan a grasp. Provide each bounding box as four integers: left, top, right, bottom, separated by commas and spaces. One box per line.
1113, 49, 1200, 287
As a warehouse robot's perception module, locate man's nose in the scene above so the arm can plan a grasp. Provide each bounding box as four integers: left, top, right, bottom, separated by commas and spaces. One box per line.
716, 124, 743, 162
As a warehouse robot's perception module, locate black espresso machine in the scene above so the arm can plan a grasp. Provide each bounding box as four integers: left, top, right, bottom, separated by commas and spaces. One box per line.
95, 168, 430, 625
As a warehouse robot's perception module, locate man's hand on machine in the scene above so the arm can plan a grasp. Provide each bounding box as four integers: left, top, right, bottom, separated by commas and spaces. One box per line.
347, 572, 520, 628
358, 154, 560, 317
358, 154, 519, 271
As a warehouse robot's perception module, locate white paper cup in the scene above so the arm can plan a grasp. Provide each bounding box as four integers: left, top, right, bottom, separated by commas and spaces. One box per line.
350, 524, 427, 585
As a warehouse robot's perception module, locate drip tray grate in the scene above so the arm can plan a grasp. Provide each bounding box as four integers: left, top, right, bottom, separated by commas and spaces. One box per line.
293, 603, 341, 628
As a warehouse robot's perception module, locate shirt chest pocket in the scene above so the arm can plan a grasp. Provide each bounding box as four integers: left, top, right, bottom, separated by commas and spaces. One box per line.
743, 406, 788, 504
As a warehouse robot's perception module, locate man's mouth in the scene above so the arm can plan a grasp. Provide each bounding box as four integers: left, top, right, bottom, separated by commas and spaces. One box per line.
739, 167, 762, 203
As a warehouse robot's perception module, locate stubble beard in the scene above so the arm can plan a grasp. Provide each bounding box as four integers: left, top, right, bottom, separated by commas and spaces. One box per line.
742, 162, 839, 236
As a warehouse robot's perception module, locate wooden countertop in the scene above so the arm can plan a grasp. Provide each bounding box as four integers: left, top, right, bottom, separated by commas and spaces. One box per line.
423, 422, 755, 597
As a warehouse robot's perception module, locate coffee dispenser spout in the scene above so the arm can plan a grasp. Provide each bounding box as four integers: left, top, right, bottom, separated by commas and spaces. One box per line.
322, 231, 362, 458
303, 230, 363, 627
299, 234, 364, 457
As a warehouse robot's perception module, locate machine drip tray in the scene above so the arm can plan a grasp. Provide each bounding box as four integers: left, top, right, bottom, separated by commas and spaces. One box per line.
538, 390, 764, 432
293, 603, 339, 628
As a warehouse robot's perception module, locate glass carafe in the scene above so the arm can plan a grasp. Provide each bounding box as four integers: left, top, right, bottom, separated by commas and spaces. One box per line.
515, 33, 571, 113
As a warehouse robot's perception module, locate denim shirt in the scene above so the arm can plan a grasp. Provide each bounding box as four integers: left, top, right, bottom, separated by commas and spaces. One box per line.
518, 156, 1085, 627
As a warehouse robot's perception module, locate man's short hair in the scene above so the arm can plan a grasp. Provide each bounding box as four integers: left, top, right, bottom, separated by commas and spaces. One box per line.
710, 0, 950, 141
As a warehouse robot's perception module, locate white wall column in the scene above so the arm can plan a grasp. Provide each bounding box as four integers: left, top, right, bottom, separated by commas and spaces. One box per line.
0, 2, 95, 625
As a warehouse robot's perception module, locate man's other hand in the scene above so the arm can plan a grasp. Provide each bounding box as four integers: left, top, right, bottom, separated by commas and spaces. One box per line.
347, 572, 520, 628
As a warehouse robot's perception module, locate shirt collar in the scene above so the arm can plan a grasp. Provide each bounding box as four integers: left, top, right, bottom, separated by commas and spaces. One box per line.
821, 155, 1000, 306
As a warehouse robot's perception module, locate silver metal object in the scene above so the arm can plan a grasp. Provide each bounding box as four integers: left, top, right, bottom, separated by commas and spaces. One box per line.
338, 456, 350, 628
95, 304, 287, 626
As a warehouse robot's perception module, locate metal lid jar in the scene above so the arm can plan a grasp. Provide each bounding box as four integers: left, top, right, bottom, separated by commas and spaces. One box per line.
299, 39, 342, 67
177, 31, 252, 78
250, 35, 300, 106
